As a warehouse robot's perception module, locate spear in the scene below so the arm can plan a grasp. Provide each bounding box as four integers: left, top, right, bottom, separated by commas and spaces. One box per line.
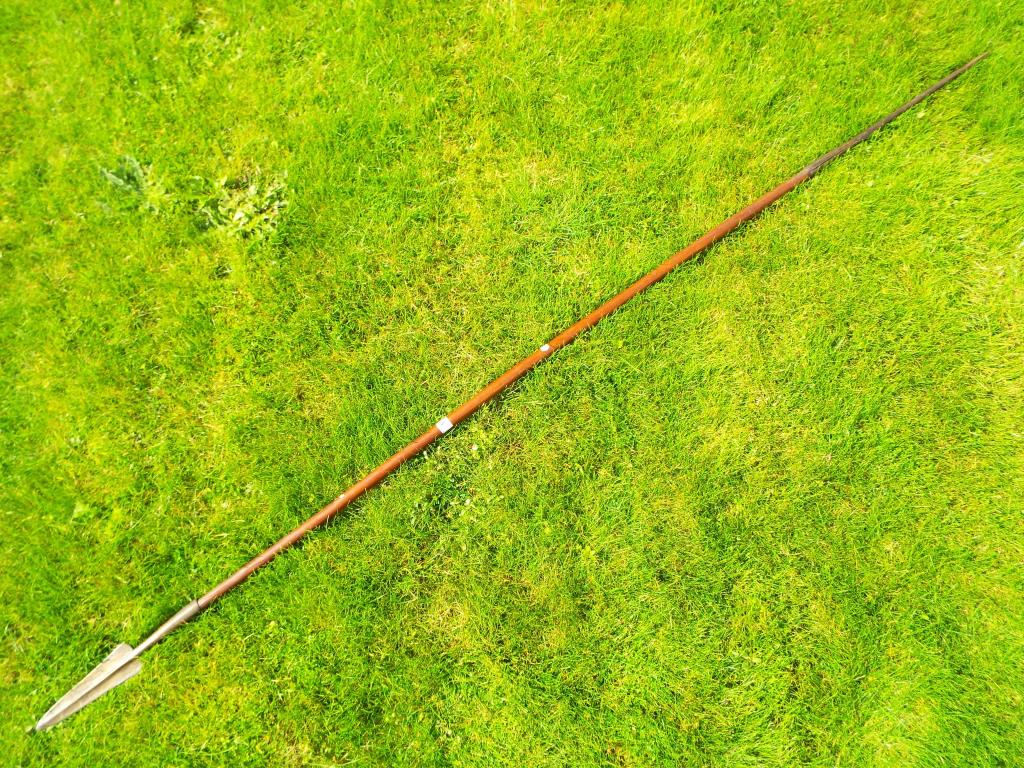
35, 52, 988, 730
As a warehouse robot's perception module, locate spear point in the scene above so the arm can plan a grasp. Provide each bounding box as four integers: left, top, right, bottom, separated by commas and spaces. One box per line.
35, 644, 142, 731
35, 600, 201, 731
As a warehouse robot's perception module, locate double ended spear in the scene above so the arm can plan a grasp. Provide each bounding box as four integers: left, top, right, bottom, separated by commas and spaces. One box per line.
36, 53, 989, 730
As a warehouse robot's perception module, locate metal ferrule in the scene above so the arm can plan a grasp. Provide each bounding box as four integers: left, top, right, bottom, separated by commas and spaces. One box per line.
134, 600, 202, 656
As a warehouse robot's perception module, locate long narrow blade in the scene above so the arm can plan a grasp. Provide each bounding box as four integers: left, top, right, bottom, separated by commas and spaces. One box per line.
35, 644, 142, 731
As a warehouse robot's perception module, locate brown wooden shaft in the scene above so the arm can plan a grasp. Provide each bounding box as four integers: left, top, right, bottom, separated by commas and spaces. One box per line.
196, 54, 986, 611
198, 172, 804, 608
199, 428, 440, 605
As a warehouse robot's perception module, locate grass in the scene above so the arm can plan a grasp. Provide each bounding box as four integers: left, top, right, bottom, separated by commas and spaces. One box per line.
1, 0, 1023, 765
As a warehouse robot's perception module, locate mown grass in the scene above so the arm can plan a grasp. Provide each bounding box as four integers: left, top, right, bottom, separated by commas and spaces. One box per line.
2, 1, 1023, 765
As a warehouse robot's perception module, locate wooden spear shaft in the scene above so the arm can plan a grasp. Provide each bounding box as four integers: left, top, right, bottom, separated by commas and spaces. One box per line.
36, 52, 987, 731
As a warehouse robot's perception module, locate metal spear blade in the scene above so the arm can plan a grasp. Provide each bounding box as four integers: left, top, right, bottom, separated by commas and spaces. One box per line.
35, 643, 142, 731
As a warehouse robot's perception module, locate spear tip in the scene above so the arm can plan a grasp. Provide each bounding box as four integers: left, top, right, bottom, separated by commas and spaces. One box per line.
35, 644, 142, 731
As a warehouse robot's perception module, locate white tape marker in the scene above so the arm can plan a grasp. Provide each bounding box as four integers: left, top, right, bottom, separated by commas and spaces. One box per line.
540, 344, 551, 353
436, 416, 454, 434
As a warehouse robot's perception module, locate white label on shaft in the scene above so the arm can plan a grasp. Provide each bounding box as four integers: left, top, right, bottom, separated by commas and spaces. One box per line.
540, 344, 551, 352
436, 416, 454, 434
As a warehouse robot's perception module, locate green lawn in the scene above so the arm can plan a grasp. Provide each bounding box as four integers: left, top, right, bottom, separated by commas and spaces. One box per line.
2, 1, 1023, 765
